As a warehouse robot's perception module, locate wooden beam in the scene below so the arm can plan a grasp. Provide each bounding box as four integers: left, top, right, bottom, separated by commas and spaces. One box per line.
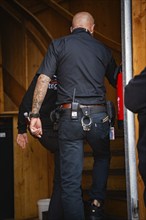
3, 68, 26, 107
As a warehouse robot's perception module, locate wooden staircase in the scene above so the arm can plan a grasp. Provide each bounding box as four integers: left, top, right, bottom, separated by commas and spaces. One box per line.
83, 127, 127, 220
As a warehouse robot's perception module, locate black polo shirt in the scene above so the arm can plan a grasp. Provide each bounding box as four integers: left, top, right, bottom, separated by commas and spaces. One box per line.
37, 28, 117, 105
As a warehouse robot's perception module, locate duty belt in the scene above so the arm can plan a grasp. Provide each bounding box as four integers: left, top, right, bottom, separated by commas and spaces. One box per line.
61, 103, 104, 108
61, 103, 106, 114
60, 103, 106, 131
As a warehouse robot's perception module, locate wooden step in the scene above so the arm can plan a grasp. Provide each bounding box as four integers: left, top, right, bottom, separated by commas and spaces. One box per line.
104, 215, 127, 220
105, 190, 127, 219
82, 169, 126, 191
83, 150, 125, 170
110, 138, 125, 151
84, 136, 125, 153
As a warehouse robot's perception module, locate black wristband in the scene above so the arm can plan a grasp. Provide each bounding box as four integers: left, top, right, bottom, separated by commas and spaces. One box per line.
29, 112, 40, 118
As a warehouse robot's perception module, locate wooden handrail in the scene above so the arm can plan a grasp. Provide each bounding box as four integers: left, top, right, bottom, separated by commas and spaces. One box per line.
12, 0, 53, 42
26, 29, 49, 56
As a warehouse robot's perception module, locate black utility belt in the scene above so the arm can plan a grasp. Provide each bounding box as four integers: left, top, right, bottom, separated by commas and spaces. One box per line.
50, 101, 115, 132
61, 103, 105, 109
80, 105, 106, 114
60, 102, 106, 113
61, 103, 105, 119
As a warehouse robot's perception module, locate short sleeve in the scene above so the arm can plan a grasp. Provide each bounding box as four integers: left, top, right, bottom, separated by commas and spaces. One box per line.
37, 42, 58, 78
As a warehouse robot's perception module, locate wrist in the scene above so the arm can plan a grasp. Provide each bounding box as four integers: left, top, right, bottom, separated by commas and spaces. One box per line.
29, 112, 40, 119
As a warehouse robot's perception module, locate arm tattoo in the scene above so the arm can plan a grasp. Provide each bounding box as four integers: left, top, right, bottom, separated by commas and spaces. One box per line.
32, 74, 51, 113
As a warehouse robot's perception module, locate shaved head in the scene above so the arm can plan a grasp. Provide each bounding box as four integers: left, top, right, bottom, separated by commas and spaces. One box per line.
71, 12, 95, 34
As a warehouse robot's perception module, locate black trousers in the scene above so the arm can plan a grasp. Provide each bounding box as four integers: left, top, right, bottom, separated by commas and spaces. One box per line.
58, 108, 110, 220
39, 129, 64, 220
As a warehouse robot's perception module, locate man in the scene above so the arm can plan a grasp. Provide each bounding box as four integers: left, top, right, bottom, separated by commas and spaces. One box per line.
125, 67, 146, 206
29, 12, 118, 220
16, 74, 64, 220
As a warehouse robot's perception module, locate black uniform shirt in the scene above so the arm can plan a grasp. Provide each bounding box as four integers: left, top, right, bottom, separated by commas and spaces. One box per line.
125, 69, 146, 167
125, 67, 146, 114
37, 28, 117, 105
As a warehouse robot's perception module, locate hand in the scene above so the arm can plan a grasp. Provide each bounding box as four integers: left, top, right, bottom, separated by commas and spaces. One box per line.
29, 117, 42, 138
17, 133, 28, 149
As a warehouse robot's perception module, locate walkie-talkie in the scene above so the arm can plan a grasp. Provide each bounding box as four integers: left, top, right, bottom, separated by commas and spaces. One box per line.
71, 88, 79, 120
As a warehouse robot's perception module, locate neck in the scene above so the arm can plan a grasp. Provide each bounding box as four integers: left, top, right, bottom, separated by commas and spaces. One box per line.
72, 27, 91, 34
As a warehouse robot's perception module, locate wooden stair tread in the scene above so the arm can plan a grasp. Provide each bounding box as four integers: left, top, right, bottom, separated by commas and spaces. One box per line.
83, 189, 126, 201
104, 214, 127, 220
106, 190, 127, 200
83, 168, 125, 175
84, 149, 125, 157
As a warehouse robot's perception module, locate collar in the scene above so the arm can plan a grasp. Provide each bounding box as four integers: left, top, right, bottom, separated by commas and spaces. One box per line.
71, 27, 92, 36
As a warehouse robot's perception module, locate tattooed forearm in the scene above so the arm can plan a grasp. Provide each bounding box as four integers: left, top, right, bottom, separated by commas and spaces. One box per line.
32, 74, 51, 113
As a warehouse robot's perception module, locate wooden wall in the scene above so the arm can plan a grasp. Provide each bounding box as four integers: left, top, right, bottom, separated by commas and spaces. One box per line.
13, 115, 54, 219
0, 0, 122, 219
132, 0, 146, 219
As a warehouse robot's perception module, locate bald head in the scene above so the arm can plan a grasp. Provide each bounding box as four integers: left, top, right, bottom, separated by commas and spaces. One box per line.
71, 12, 95, 34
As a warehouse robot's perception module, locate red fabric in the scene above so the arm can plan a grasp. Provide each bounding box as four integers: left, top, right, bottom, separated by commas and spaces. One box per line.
117, 71, 124, 120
